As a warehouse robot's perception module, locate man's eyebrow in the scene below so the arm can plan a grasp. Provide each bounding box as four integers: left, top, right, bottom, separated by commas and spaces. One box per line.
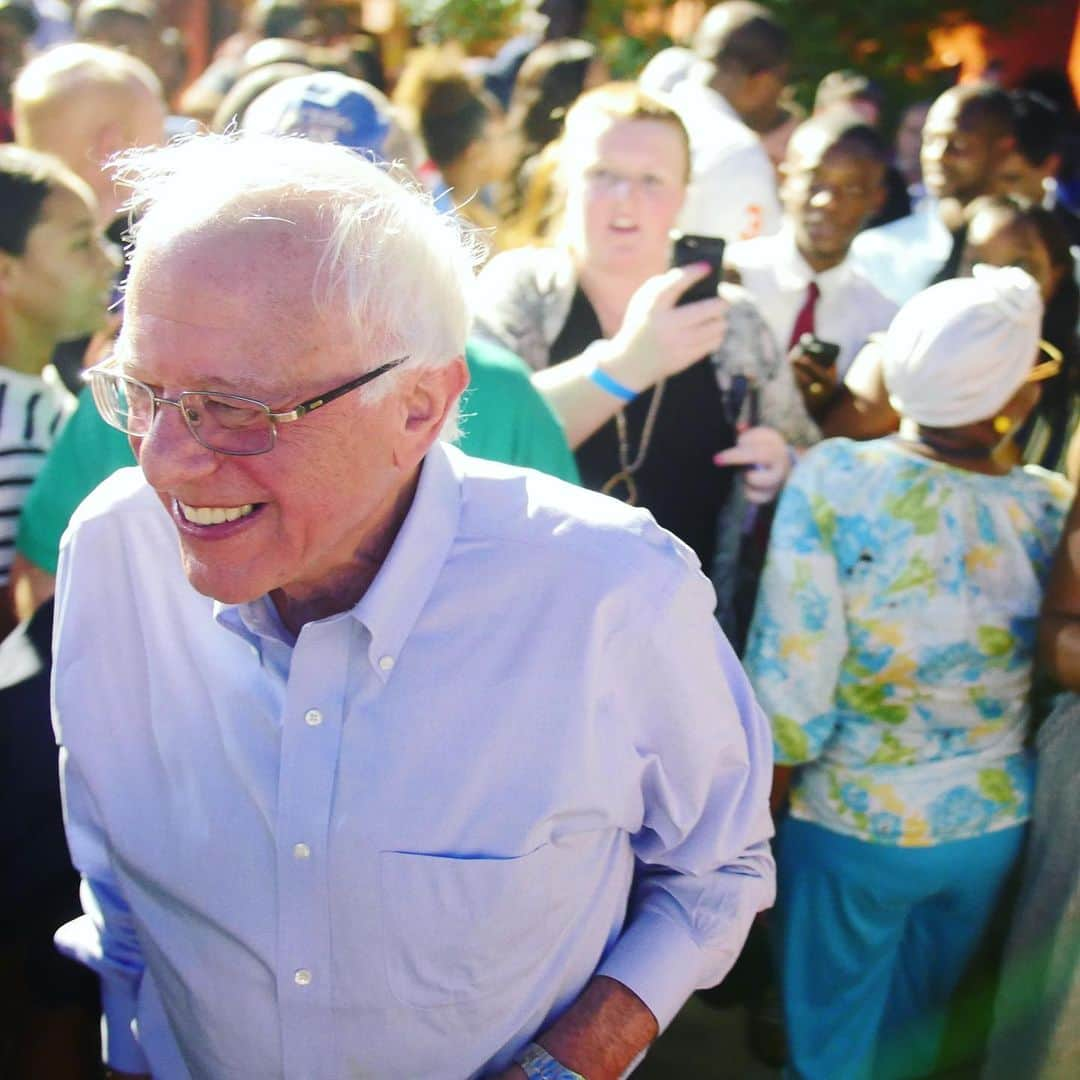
121, 363, 293, 400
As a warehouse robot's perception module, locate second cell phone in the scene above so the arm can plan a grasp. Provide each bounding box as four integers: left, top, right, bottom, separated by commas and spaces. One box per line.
795, 333, 841, 370
671, 233, 725, 305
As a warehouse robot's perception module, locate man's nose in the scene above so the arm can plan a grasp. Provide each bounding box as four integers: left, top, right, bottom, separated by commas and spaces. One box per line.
135, 400, 220, 485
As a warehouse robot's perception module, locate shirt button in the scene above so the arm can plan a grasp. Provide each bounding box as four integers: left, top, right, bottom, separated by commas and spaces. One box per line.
293, 842, 311, 860
304, 709, 322, 727
378, 655, 395, 672
294, 969, 312, 987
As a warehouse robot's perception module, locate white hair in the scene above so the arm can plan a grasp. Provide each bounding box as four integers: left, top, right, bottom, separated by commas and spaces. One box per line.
113, 131, 482, 434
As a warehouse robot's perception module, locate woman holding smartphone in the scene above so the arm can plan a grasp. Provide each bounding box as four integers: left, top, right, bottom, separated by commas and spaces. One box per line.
474, 83, 817, 629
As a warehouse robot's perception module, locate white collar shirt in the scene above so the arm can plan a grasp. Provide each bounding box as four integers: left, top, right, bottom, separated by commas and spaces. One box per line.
53, 442, 775, 1079
849, 199, 954, 306
728, 225, 899, 377
669, 77, 782, 242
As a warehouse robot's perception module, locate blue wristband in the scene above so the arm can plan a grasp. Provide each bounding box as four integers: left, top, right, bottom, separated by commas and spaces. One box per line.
588, 365, 637, 402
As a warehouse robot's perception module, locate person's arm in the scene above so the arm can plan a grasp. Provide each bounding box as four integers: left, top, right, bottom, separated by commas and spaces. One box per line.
820, 338, 898, 440
1039, 486, 1080, 690
710, 293, 819, 504
10, 553, 56, 623
472, 251, 730, 450
530, 265, 729, 448
55, 746, 151, 1077
495, 977, 657, 1080
53, 531, 151, 1077
499, 543, 775, 1078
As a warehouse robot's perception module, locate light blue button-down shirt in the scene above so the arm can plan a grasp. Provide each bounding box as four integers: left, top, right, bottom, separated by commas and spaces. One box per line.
53, 442, 774, 1079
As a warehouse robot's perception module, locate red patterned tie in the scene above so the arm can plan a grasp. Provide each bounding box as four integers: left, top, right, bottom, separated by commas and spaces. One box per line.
787, 281, 820, 350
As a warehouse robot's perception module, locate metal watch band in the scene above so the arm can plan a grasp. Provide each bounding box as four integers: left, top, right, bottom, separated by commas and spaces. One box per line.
513, 1041, 586, 1080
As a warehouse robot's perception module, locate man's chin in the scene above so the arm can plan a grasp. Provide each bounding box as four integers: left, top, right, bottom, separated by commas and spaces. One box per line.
179, 556, 270, 607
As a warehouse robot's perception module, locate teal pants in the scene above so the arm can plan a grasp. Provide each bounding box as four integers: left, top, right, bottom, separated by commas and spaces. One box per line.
774, 816, 1024, 1080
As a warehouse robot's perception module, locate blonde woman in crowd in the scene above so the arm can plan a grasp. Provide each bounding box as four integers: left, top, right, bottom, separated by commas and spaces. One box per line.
474, 83, 817, 639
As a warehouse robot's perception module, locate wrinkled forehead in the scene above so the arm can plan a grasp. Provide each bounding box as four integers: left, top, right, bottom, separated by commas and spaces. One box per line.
123, 213, 347, 364
131, 210, 329, 310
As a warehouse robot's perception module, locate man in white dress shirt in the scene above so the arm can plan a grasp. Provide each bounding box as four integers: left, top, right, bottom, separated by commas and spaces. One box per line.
728, 113, 898, 418
665, 1, 785, 242
51, 133, 775, 1080
851, 83, 1016, 305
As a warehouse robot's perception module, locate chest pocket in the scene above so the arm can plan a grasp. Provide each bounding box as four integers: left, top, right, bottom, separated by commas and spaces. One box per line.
377, 837, 591, 1009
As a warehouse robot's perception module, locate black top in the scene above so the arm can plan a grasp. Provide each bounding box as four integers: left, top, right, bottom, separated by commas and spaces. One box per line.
549, 286, 736, 568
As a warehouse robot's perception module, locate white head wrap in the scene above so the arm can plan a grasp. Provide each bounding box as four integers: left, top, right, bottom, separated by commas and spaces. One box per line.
883, 265, 1044, 428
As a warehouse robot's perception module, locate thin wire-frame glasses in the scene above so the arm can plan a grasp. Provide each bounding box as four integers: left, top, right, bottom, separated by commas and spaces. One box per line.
84, 356, 408, 456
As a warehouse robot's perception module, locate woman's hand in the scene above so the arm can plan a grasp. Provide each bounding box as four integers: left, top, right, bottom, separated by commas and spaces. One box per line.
605, 263, 728, 390
714, 425, 793, 504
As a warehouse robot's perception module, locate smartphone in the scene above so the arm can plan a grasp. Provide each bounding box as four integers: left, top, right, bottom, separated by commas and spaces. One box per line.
671, 234, 725, 305
796, 333, 841, 370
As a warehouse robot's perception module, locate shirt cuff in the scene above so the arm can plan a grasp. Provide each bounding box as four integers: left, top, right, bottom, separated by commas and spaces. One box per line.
100, 982, 151, 1073
596, 907, 725, 1033
55, 915, 150, 1073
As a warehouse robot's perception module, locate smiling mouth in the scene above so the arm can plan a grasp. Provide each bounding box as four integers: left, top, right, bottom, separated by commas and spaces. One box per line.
177, 501, 258, 526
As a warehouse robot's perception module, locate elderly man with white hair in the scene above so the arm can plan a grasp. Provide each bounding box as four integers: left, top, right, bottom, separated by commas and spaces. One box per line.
51, 134, 774, 1080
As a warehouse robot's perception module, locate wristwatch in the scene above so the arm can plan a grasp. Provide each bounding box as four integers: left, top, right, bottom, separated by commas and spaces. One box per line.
513, 1042, 586, 1080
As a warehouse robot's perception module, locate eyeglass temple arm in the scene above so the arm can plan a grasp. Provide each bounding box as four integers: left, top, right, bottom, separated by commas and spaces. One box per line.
268, 358, 407, 422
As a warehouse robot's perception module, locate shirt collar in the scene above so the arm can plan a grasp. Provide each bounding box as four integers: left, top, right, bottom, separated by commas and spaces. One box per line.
214, 440, 462, 683
351, 440, 461, 682
771, 223, 856, 296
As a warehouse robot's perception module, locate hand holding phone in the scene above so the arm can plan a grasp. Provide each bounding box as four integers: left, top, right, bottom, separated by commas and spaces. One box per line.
671, 233, 725, 305
790, 334, 841, 414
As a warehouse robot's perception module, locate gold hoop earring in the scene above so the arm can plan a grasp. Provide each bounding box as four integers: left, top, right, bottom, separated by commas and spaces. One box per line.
993, 415, 1013, 435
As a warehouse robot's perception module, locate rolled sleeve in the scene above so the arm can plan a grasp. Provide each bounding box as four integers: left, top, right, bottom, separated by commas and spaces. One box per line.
598, 552, 775, 1029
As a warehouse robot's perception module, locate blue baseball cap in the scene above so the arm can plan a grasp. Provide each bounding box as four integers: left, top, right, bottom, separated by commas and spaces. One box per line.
242, 71, 402, 161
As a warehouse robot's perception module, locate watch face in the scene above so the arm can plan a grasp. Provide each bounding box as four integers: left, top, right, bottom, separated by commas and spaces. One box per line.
514, 1043, 584, 1080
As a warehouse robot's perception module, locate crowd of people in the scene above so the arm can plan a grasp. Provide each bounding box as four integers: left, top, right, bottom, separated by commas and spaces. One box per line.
1, 1, 1078, 1078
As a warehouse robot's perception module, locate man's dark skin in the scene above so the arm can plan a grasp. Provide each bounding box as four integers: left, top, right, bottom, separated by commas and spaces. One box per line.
820, 86, 1015, 438
695, 1, 789, 133
779, 123, 887, 418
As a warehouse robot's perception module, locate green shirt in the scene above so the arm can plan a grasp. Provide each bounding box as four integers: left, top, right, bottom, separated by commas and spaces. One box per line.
16, 340, 578, 574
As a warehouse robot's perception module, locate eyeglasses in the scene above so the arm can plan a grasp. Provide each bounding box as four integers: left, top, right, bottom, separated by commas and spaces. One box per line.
84, 356, 408, 456
1028, 340, 1063, 384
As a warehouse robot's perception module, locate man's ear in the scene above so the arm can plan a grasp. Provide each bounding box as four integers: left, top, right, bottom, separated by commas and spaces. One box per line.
394, 355, 469, 465
94, 120, 129, 168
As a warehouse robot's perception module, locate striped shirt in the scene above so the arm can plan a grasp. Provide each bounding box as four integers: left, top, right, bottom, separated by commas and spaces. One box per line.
0, 365, 74, 585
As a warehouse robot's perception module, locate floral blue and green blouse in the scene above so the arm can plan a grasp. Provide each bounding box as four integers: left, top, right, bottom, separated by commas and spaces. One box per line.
745, 438, 1073, 847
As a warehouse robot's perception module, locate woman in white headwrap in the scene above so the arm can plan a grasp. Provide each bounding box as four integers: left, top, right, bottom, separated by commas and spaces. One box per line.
743, 266, 1075, 1080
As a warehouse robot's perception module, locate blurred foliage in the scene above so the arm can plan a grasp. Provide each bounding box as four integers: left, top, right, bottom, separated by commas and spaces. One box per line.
400, 0, 1042, 129
401, 0, 523, 48
584, 0, 1032, 128
763, 0, 1021, 122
